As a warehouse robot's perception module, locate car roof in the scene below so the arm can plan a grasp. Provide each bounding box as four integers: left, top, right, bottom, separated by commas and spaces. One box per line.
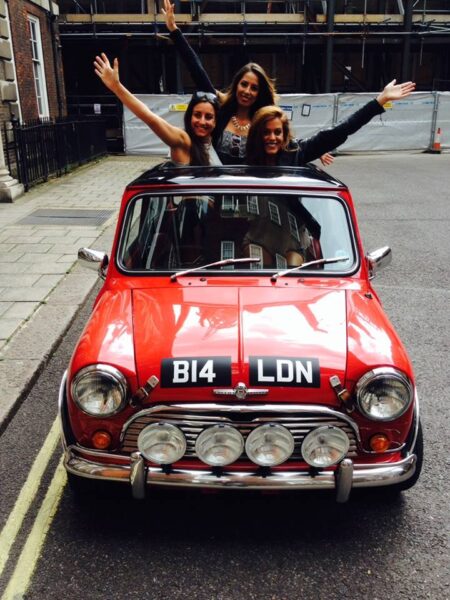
126, 162, 348, 191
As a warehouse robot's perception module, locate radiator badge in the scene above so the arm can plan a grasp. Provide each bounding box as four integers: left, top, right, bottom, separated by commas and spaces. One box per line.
214, 382, 269, 399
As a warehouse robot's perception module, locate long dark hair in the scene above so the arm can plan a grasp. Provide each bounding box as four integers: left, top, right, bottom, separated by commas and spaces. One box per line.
184, 92, 219, 166
246, 106, 292, 166
214, 63, 278, 143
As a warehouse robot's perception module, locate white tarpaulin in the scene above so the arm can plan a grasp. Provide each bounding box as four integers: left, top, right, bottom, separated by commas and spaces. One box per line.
337, 92, 435, 152
123, 92, 448, 156
278, 94, 335, 139
124, 95, 186, 155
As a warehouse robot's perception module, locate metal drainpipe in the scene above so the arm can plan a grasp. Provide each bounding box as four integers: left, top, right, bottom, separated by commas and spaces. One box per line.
401, 0, 413, 83
324, 0, 335, 93
48, 1, 64, 118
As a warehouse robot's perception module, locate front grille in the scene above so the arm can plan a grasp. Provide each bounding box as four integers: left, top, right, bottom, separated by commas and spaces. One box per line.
120, 406, 359, 460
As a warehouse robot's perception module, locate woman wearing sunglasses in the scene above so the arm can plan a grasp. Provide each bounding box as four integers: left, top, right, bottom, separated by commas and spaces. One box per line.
94, 53, 220, 166
161, 0, 333, 167
246, 79, 416, 166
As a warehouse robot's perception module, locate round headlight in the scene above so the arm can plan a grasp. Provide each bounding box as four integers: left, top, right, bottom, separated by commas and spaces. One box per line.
356, 368, 413, 421
301, 426, 350, 468
71, 365, 127, 416
245, 423, 294, 467
137, 423, 186, 464
195, 425, 244, 466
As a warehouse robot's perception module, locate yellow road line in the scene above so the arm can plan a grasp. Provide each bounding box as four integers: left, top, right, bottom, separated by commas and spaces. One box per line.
1, 457, 67, 600
0, 416, 61, 578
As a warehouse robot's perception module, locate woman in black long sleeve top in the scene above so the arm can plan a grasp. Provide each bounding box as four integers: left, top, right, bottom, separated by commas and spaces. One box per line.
246, 80, 416, 166
163, 1, 276, 164
162, 1, 340, 168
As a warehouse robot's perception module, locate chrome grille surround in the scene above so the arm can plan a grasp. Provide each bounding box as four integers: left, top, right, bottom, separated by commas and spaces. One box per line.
120, 403, 360, 460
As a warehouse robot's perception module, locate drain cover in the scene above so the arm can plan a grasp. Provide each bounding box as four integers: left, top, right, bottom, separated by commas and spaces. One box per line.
18, 209, 114, 226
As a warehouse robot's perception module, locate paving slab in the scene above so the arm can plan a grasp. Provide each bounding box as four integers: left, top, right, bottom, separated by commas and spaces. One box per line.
0, 154, 161, 432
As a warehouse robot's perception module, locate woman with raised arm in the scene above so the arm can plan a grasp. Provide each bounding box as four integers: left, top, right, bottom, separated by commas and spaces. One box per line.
246, 80, 416, 166
161, 0, 334, 167
94, 53, 220, 166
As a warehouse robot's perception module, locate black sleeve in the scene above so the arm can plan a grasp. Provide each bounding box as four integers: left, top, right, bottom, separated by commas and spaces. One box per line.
296, 99, 385, 165
169, 29, 216, 94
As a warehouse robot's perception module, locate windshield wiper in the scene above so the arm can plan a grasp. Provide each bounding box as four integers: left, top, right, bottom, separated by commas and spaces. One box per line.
171, 258, 261, 282
271, 256, 350, 282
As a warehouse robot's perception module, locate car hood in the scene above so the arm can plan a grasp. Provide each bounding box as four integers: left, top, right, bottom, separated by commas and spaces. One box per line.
132, 285, 347, 405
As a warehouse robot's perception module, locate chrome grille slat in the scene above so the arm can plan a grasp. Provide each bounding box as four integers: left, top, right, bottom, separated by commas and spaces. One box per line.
121, 406, 359, 459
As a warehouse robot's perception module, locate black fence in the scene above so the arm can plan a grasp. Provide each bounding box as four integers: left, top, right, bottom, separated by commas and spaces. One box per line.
4, 117, 107, 191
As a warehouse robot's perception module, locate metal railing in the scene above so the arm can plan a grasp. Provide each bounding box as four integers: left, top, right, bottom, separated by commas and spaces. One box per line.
4, 117, 107, 191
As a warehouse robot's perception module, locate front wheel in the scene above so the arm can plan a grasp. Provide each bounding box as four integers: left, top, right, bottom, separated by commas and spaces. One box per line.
394, 418, 423, 492
67, 472, 128, 503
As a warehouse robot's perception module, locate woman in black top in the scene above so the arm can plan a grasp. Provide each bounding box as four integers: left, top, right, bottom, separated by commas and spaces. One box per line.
246, 80, 416, 166
162, 0, 333, 167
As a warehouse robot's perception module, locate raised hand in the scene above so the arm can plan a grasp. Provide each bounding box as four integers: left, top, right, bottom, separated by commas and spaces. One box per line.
377, 79, 416, 105
320, 152, 334, 167
94, 53, 119, 91
162, 0, 177, 32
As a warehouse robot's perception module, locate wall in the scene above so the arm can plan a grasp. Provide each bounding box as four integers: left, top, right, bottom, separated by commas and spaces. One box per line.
8, 0, 65, 121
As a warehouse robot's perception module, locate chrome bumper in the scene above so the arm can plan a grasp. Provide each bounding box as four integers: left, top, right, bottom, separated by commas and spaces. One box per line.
64, 445, 417, 503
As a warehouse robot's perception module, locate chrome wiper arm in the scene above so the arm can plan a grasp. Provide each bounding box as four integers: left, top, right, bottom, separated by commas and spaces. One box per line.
171, 258, 261, 282
271, 256, 350, 282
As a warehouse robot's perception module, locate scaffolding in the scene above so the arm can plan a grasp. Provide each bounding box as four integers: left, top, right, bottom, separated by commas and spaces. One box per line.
58, 0, 450, 133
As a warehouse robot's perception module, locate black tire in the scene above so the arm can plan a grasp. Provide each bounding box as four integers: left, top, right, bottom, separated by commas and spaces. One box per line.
375, 419, 423, 497
354, 419, 423, 502
394, 418, 423, 492
67, 472, 128, 502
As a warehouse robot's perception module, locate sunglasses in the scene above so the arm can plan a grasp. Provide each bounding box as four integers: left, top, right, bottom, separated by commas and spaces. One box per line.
192, 91, 220, 107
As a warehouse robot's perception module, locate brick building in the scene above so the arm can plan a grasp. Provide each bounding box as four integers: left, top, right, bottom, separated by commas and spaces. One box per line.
0, 0, 66, 201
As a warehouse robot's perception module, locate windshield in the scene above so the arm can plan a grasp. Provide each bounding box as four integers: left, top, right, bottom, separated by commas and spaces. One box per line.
118, 192, 357, 274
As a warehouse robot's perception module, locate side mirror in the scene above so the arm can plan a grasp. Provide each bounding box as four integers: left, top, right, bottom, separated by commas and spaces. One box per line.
78, 247, 109, 280
366, 246, 392, 280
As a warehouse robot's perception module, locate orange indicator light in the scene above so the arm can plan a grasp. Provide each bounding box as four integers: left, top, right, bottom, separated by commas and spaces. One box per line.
369, 433, 390, 453
92, 430, 112, 450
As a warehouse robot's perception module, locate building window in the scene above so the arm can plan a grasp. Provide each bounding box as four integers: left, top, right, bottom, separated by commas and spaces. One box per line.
222, 195, 237, 212
221, 241, 235, 268
249, 244, 263, 269
221, 240, 235, 260
288, 212, 300, 242
247, 196, 259, 215
268, 201, 281, 225
275, 254, 287, 269
28, 15, 49, 118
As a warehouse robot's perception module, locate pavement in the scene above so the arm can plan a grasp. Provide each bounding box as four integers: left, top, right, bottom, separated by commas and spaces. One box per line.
0, 154, 163, 432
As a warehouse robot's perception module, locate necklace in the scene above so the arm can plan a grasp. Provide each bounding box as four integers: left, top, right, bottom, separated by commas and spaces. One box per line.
231, 116, 250, 132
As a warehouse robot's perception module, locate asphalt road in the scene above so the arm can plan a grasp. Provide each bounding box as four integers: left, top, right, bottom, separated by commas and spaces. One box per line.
0, 153, 448, 600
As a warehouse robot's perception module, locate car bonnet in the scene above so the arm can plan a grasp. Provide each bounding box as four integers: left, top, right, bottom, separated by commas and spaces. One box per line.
131, 285, 347, 405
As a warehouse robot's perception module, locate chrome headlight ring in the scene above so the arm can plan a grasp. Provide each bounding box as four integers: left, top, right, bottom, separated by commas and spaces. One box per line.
138, 423, 187, 465
195, 424, 244, 467
356, 367, 413, 422
245, 423, 295, 467
71, 364, 128, 417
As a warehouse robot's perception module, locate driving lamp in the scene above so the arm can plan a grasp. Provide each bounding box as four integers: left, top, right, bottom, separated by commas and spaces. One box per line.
195, 425, 244, 466
137, 423, 186, 464
356, 368, 413, 421
71, 365, 127, 417
301, 426, 350, 468
245, 423, 294, 467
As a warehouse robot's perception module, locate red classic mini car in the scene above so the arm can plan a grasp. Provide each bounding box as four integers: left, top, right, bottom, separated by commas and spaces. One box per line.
59, 163, 423, 502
